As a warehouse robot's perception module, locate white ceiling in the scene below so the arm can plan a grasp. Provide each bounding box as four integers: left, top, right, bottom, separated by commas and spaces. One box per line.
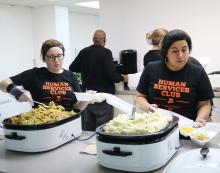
0, 0, 99, 15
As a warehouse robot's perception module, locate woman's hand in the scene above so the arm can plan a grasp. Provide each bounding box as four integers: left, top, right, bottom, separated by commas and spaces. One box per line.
73, 101, 88, 111
136, 92, 158, 112
196, 100, 212, 123
147, 104, 158, 112
122, 75, 128, 82
18, 92, 32, 102
196, 116, 213, 123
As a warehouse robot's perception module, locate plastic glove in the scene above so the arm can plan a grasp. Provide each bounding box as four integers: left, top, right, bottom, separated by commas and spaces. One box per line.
193, 121, 206, 128
18, 92, 32, 103
147, 104, 158, 112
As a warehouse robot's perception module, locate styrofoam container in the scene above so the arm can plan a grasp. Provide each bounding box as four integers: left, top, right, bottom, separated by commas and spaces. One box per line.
190, 130, 212, 146
179, 125, 194, 137
180, 123, 220, 146
74, 92, 133, 114
74, 92, 97, 102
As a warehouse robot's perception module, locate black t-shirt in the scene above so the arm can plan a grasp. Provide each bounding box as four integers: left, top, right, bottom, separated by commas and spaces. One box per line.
10, 67, 81, 109
137, 61, 214, 120
143, 50, 161, 67
69, 44, 123, 94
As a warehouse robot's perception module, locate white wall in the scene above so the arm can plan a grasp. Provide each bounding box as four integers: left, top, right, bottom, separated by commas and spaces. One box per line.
0, 5, 100, 79
32, 5, 56, 67
100, 0, 220, 73
32, 5, 71, 69
0, 4, 100, 116
0, 5, 34, 115
0, 5, 34, 80
54, 6, 71, 69
0, 4, 100, 80
69, 12, 100, 60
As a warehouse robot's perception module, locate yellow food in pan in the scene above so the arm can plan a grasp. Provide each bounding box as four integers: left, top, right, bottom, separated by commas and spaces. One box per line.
9, 101, 76, 125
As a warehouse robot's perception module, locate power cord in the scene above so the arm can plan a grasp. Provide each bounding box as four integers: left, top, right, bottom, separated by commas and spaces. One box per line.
72, 132, 96, 141
175, 144, 183, 150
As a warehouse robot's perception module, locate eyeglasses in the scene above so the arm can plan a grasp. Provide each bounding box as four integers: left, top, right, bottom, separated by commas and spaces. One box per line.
46, 54, 64, 61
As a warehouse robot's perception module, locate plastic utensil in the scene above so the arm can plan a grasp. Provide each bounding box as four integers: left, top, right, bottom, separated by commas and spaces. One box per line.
32, 101, 50, 108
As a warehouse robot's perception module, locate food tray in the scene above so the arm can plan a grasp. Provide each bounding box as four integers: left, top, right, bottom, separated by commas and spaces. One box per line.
179, 124, 194, 137
96, 115, 179, 141
179, 123, 220, 146
190, 131, 212, 146
2, 109, 81, 130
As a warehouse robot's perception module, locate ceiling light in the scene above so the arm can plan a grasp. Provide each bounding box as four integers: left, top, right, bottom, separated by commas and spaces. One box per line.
75, 1, 99, 9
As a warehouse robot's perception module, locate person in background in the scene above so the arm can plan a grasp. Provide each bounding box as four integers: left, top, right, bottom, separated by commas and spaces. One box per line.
0, 39, 85, 110
69, 29, 128, 131
144, 27, 203, 68
136, 29, 214, 122
143, 28, 168, 67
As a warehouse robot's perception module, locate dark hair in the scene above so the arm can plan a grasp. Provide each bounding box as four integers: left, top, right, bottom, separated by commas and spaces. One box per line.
161, 29, 192, 61
41, 39, 65, 61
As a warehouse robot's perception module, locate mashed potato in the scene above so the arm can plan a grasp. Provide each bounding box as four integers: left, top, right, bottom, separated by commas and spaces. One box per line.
103, 112, 173, 135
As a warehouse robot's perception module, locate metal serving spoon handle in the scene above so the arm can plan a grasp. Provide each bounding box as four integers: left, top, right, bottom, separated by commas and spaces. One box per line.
130, 106, 136, 120
32, 100, 50, 108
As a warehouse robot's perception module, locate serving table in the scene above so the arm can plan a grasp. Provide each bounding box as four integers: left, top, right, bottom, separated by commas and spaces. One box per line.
0, 131, 220, 173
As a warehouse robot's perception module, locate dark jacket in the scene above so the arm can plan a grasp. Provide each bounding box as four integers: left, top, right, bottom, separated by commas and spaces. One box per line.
69, 45, 123, 94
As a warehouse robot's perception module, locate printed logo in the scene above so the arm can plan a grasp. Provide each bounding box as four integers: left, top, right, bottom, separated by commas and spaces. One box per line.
153, 79, 190, 109
42, 82, 71, 95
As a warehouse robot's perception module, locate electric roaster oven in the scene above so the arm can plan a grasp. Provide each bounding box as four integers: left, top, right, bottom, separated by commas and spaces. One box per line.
96, 114, 180, 172
2, 103, 82, 152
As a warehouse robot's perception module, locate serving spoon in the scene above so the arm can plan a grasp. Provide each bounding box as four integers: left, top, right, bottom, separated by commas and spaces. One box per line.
31, 100, 50, 108
130, 106, 136, 120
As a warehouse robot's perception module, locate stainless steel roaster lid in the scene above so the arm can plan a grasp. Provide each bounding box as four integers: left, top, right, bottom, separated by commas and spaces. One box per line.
163, 148, 220, 173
